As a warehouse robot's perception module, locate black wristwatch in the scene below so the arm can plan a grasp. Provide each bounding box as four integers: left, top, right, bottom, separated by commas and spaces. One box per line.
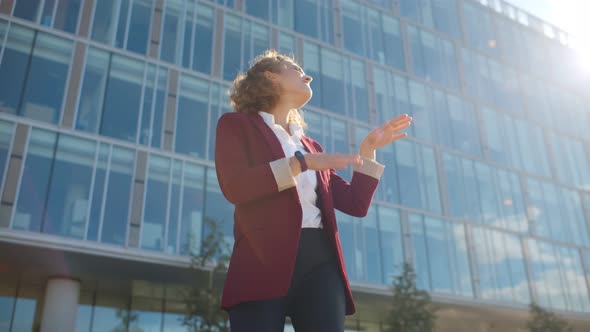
294, 151, 308, 172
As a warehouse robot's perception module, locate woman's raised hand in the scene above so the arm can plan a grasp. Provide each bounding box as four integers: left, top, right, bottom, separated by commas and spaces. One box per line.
360, 114, 412, 153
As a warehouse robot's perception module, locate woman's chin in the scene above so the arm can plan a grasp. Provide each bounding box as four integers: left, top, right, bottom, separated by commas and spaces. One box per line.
297, 94, 312, 108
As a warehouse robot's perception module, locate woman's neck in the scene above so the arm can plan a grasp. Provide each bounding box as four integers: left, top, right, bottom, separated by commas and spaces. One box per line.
267, 104, 291, 133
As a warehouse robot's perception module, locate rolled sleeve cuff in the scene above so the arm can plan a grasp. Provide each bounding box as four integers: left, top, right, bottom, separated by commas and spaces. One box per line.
269, 158, 297, 191
354, 157, 385, 180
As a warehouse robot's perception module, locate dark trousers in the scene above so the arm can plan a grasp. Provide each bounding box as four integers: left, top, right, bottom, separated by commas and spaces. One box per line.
228, 228, 346, 332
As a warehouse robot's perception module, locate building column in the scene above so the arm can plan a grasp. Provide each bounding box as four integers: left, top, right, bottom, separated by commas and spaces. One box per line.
40, 277, 80, 332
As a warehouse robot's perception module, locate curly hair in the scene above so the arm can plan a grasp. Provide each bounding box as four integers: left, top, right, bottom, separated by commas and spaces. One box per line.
228, 49, 307, 128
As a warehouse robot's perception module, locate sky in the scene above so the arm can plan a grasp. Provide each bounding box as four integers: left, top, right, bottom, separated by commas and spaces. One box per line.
506, 0, 590, 70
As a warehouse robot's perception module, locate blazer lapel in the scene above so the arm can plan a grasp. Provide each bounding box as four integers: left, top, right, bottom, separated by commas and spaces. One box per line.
300, 136, 329, 191
249, 113, 305, 204
248, 113, 286, 160
299, 136, 316, 154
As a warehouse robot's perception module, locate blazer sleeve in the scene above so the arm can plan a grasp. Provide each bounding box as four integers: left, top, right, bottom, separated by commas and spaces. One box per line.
320, 142, 385, 217
214, 113, 295, 206
329, 168, 381, 217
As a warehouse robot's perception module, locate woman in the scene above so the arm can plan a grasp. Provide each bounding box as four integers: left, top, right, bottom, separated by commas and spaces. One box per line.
215, 49, 412, 332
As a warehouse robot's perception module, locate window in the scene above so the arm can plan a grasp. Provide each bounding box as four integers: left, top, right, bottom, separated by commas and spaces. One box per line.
204, 0, 234, 7
86, 144, 135, 246
0, 277, 41, 332
347, 58, 369, 123
320, 48, 346, 115
460, 48, 523, 112
377, 206, 404, 285
179, 163, 206, 255
12, 0, 83, 33
358, 207, 382, 284
399, 0, 460, 39
514, 119, 550, 177
302, 111, 349, 156
0, 24, 73, 124
91, 292, 130, 331
407, 80, 435, 142
443, 152, 527, 232
548, 134, 590, 190
129, 297, 163, 331
373, 66, 411, 125
332, 118, 350, 178
302, 42, 321, 108
461, 1, 499, 57
160, 1, 214, 74
244, 0, 294, 29
472, 227, 530, 304
139, 65, 168, 148
0, 121, 15, 213
278, 32, 296, 56
13, 130, 108, 240
375, 137, 398, 203
294, 0, 333, 44
521, 76, 552, 128
527, 239, 590, 312
495, 17, 529, 71
547, 88, 587, 140
482, 108, 530, 169
409, 214, 473, 297
208, 83, 233, 161
138, 157, 206, 255
142, 155, 171, 251
434, 91, 481, 156
76, 47, 168, 145
336, 210, 357, 280
396, 140, 441, 213
204, 169, 234, 257
175, 74, 209, 159
526, 179, 590, 247
302, 42, 370, 122
12, 129, 56, 232
366, 0, 393, 9
91, 0, 154, 54
341, 0, 404, 70
408, 25, 459, 90
222, 14, 270, 81
101, 55, 145, 142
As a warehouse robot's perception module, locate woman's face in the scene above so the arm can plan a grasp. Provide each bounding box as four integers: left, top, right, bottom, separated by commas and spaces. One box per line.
273, 61, 313, 108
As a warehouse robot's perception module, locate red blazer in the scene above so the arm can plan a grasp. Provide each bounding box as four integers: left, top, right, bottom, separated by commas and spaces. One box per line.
214, 111, 380, 315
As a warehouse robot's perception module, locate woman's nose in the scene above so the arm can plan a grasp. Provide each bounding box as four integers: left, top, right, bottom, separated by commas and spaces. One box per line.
303, 75, 312, 83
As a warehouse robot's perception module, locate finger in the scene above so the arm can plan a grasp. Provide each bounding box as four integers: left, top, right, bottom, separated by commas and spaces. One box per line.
390, 132, 408, 142
376, 133, 406, 147
385, 121, 412, 134
380, 117, 412, 134
384, 114, 412, 128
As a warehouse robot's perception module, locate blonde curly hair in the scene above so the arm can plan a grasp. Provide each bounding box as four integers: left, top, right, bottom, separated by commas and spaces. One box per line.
228, 49, 307, 129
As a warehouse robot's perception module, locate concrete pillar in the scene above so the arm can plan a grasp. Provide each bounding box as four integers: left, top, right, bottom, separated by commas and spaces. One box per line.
40, 277, 80, 332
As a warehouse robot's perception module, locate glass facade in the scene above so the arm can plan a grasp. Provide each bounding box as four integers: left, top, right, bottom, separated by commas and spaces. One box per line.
1, 0, 590, 330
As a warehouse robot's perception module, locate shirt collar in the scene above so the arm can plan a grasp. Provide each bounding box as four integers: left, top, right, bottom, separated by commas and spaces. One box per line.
258, 111, 304, 140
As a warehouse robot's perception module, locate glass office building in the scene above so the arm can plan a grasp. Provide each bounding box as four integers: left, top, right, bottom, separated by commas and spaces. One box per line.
1, 0, 589, 331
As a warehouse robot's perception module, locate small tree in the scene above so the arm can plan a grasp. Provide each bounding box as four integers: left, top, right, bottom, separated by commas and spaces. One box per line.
384, 263, 437, 332
182, 217, 231, 332
527, 303, 574, 332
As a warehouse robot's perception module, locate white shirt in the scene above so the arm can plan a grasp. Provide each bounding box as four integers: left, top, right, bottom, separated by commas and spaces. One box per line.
258, 111, 324, 229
